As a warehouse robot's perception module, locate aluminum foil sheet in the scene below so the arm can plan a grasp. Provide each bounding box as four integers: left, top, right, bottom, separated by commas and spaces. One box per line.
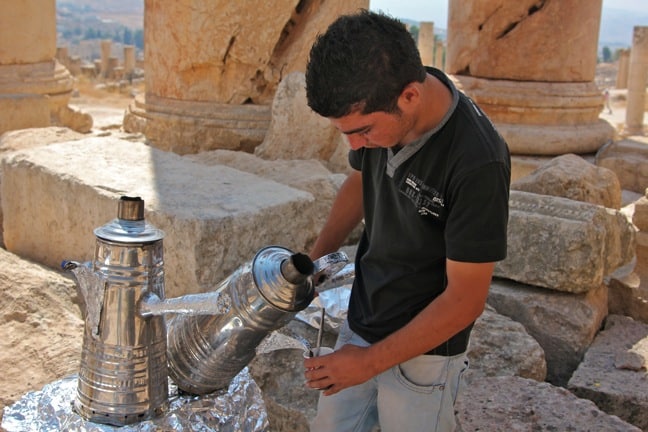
2, 369, 268, 432
296, 285, 351, 333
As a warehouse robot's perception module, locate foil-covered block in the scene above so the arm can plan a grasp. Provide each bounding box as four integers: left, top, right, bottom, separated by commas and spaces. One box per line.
2, 369, 268, 432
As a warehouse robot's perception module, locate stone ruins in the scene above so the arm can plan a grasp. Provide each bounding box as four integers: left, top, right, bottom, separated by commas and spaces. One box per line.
1, 0, 648, 431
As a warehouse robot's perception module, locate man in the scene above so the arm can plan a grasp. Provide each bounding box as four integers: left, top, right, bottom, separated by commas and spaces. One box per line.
303, 10, 510, 432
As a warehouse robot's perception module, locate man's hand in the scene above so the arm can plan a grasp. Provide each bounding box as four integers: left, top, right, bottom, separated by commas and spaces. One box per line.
303, 344, 376, 396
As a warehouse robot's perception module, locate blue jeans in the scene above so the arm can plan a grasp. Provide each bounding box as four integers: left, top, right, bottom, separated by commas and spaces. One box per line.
310, 320, 468, 432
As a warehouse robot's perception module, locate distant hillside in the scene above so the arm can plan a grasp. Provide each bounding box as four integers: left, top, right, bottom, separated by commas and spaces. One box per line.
55, 1, 643, 51
56, 0, 143, 14
599, 7, 648, 49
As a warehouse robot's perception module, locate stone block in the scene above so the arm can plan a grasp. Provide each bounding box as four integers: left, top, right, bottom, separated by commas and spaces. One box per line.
633, 195, 648, 231
254, 72, 339, 165
1, 136, 318, 298
0, 94, 50, 135
596, 137, 648, 194
512, 153, 622, 209
606, 262, 648, 324
488, 278, 608, 386
568, 315, 648, 431
456, 376, 641, 432
495, 190, 636, 293
466, 304, 547, 383
183, 149, 362, 247
0, 247, 83, 414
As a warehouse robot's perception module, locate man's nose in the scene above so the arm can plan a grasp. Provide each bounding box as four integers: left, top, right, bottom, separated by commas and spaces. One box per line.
347, 134, 367, 150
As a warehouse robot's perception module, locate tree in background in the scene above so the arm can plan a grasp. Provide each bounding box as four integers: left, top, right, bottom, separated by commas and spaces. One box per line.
601, 46, 612, 63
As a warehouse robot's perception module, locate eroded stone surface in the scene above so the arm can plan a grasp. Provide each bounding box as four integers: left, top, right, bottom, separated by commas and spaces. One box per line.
1, 136, 319, 298
0, 247, 83, 415
488, 278, 608, 385
495, 190, 635, 293
596, 137, 648, 194
512, 153, 622, 209
253, 72, 344, 173
446, 0, 601, 82
466, 304, 547, 383
456, 376, 641, 432
568, 315, 648, 431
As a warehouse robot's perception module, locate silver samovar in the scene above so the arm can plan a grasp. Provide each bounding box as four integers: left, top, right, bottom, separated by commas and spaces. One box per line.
63, 196, 168, 426
163, 247, 336, 395
65, 196, 348, 423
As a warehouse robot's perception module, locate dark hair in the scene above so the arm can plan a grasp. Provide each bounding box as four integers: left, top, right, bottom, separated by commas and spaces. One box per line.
305, 9, 426, 118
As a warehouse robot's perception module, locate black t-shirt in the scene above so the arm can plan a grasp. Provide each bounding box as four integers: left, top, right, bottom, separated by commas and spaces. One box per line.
347, 67, 510, 352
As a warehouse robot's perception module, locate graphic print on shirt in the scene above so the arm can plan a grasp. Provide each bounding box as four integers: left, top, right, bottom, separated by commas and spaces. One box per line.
400, 172, 446, 220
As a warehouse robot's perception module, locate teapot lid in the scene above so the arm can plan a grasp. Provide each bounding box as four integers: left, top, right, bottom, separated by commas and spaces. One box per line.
94, 196, 165, 244
252, 246, 314, 312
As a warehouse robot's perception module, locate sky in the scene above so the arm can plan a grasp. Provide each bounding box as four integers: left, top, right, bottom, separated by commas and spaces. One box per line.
368, 0, 648, 28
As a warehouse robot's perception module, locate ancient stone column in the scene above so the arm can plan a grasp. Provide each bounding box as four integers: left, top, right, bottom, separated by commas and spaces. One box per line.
624, 27, 648, 136
100, 39, 112, 79
124, 0, 368, 154
446, 0, 613, 156
56, 47, 70, 69
616, 49, 630, 89
434, 39, 445, 70
418, 22, 435, 67
0, 0, 92, 134
123, 45, 136, 78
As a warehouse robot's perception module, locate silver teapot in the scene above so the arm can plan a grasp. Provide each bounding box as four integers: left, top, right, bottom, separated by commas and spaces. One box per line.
63, 196, 168, 426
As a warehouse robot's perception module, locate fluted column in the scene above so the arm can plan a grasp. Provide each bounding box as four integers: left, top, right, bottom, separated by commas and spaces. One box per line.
446, 0, 613, 156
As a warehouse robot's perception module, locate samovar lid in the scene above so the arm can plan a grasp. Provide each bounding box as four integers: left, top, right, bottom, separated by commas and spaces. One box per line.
94, 196, 165, 244
252, 246, 315, 312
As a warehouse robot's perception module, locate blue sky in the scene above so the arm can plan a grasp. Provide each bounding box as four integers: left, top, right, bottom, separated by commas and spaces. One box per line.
369, 0, 647, 28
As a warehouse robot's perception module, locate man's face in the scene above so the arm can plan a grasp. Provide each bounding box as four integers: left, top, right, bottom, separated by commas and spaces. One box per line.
329, 108, 414, 150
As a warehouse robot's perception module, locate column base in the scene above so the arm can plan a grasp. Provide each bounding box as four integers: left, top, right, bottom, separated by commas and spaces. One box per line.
452, 75, 614, 155
0, 60, 92, 133
123, 94, 271, 154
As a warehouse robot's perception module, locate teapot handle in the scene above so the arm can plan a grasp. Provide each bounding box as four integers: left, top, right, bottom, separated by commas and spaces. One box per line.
312, 251, 349, 287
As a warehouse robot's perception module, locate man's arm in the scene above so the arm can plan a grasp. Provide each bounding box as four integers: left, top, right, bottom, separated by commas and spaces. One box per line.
304, 259, 494, 394
309, 170, 364, 260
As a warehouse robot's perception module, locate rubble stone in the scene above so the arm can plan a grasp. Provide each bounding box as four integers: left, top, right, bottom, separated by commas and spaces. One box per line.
568, 315, 648, 431
495, 190, 636, 293
488, 278, 608, 385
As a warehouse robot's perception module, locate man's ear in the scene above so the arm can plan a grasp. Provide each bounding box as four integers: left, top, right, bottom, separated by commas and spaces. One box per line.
397, 82, 421, 111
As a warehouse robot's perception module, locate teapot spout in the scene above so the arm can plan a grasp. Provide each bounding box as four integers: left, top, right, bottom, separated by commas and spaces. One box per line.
61, 260, 106, 338
139, 291, 232, 318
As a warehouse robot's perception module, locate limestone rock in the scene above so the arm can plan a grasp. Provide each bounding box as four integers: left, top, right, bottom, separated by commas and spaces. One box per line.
1, 137, 319, 298
466, 304, 547, 383
596, 137, 648, 194
632, 194, 648, 231
511, 153, 622, 209
0, 247, 83, 415
254, 72, 342, 172
488, 278, 608, 386
568, 315, 648, 431
0, 126, 86, 246
606, 263, 648, 324
456, 376, 641, 432
446, 0, 600, 82
184, 149, 362, 248
495, 190, 636, 293
0, 127, 84, 152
